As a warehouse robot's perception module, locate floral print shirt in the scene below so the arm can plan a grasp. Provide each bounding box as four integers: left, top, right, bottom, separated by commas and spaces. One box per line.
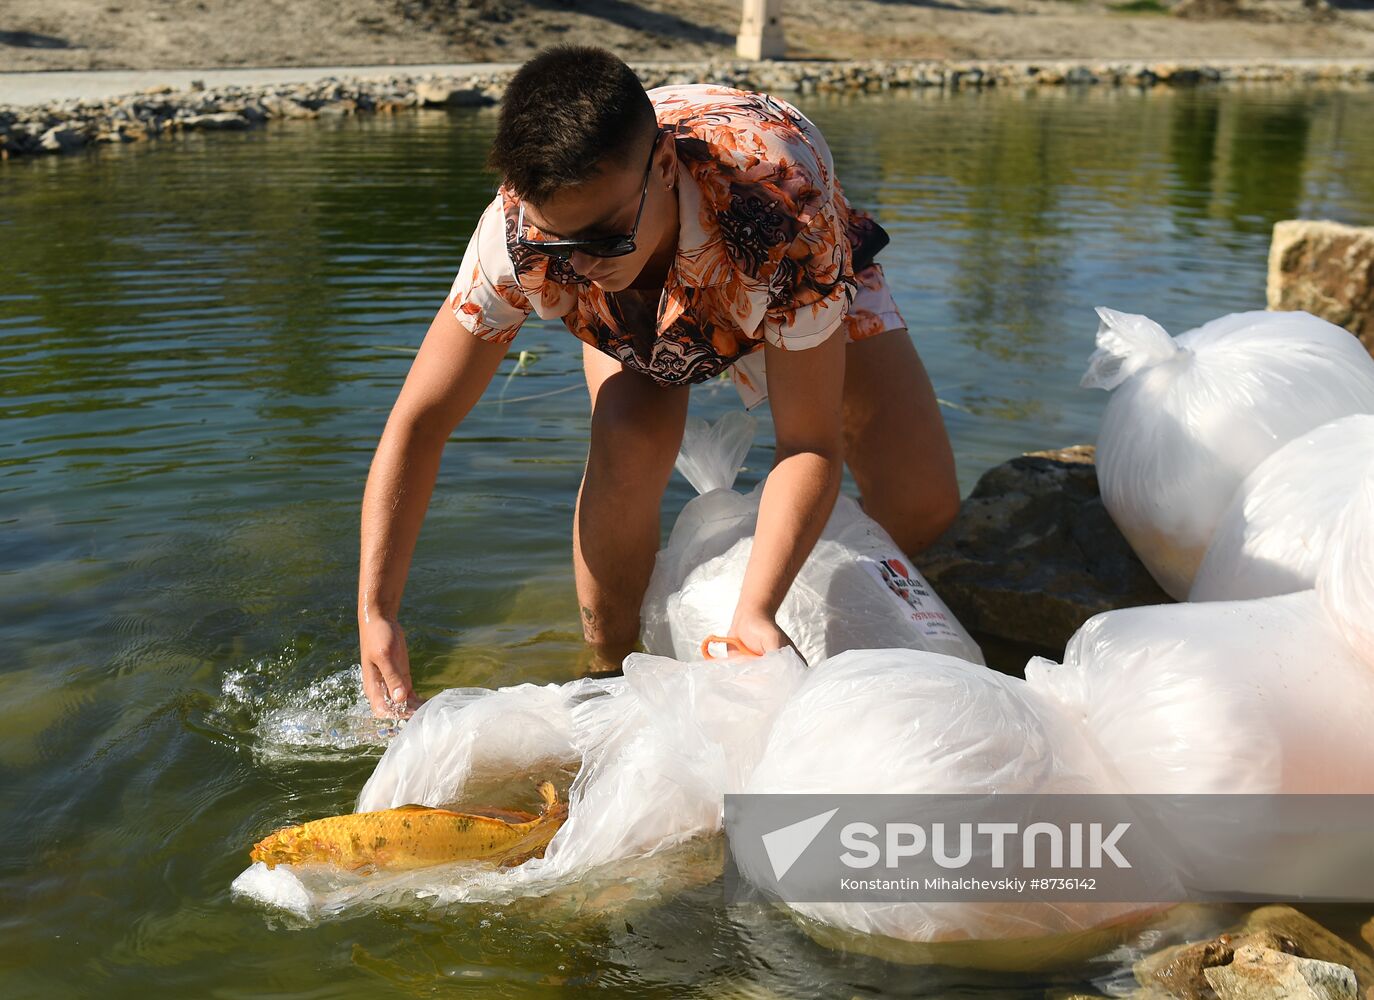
447, 83, 891, 387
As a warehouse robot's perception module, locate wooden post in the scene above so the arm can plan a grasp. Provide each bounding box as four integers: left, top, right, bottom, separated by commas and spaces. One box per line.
737, 0, 786, 61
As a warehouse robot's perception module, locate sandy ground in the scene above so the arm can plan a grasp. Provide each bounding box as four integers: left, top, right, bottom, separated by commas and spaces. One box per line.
2, 0, 1373, 74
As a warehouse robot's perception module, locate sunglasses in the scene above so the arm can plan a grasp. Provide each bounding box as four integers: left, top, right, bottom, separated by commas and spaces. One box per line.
516, 128, 667, 260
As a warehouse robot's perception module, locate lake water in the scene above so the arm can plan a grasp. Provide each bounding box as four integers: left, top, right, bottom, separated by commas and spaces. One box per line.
3, 84, 1373, 997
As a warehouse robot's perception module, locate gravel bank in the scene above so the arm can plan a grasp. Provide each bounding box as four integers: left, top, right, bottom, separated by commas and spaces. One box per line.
4, 57, 1373, 160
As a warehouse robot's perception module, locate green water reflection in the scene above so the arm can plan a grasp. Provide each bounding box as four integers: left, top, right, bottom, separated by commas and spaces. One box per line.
2, 84, 1373, 997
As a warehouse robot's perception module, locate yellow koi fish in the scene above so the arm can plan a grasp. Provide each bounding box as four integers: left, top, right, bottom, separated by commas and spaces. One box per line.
250, 780, 567, 873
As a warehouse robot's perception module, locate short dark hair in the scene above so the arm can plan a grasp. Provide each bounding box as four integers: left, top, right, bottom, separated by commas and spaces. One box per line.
487, 45, 657, 204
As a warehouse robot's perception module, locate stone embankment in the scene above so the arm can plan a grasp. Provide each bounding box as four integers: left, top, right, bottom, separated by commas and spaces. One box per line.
5, 57, 1374, 159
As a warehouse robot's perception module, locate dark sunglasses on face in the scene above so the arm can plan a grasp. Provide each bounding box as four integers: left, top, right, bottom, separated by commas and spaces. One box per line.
516, 128, 667, 260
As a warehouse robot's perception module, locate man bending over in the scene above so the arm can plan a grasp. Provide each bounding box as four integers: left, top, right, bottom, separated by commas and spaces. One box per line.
358, 46, 959, 716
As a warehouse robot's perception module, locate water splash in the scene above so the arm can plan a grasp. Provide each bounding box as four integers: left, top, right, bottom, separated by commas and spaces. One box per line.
218, 650, 405, 763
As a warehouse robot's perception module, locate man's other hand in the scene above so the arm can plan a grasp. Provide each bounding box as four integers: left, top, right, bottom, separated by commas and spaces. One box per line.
728, 609, 797, 657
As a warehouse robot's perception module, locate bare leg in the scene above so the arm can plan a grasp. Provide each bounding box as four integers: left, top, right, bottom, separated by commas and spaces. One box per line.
573, 344, 691, 672
842, 327, 961, 556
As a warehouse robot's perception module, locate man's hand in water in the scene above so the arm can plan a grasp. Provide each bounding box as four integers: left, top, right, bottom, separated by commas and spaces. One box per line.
359, 615, 423, 718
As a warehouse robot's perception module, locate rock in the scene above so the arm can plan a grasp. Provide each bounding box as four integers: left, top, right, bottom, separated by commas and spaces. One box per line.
1204, 945, 1357, 1000
1136, 905, 1374, 998
1139, 930, 1300, 998
912, 445, 1170, 653
180, 112, 251, 130
1268, 219, 1374, 351
1241, 907, 1374, 989
260, 95, 317, 119
38, 124, 85, 152
414, 81, 489, 108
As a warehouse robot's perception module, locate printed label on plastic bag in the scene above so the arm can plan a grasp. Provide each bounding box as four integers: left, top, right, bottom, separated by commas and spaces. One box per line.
861, 556, 960, 641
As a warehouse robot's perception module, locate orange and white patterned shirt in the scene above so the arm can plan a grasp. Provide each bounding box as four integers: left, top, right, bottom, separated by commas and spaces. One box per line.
447, 83, 898, 391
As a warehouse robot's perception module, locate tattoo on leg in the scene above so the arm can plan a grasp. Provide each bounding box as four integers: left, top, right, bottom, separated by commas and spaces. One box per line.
580, 605, 599, 640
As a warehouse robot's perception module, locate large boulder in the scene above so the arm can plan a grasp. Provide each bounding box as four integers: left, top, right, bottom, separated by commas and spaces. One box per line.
913, 445, 1170, 656
1268, 219, 1374, 352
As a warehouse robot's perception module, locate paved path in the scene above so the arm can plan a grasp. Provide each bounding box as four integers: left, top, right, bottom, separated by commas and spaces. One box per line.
0, 62, 520, 106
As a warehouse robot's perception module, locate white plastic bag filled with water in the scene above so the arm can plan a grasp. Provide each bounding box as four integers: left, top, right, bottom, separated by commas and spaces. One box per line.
1024, 591, 1374, 795
1081, 308, 1374, 600
641, 412, 983, 665
1319, 467, 1374, 667
1190, 414, 1374, 602
744, 648, 1158, 944
1025, 589, 1374, 900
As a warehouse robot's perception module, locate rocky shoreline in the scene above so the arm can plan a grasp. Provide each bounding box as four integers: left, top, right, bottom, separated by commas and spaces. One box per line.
4, 56, 1374, 159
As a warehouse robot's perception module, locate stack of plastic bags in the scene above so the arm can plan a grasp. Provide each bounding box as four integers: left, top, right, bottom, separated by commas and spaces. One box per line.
745, 307, 1374, 949
1029, 308, 1374, 777
236, 306, 1374, 962
1064, 306, 1374, 797
1080, 308, 1374, 600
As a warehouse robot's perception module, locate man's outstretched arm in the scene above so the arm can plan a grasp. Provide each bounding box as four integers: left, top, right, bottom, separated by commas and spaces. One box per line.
358, 300, 508, 715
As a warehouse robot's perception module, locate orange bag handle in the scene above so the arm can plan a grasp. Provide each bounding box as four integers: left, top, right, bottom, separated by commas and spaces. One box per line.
699, 634, 761, 660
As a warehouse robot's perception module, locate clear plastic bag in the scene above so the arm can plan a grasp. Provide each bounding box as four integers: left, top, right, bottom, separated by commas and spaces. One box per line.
1319, 468, 1374, 667
745, 648, 1156, 943
1190, 414, 1374, 602
541, 647, 806, 875
354, 681, 597, 812
1081, 308, 1374, 599
641, 414, 984, 666
1024, 590, 1374, 795
233, 648, 806, 919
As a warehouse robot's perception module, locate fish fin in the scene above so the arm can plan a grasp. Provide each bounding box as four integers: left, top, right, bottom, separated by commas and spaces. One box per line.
536, 781, 559, 812
465, 807, 537, 823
